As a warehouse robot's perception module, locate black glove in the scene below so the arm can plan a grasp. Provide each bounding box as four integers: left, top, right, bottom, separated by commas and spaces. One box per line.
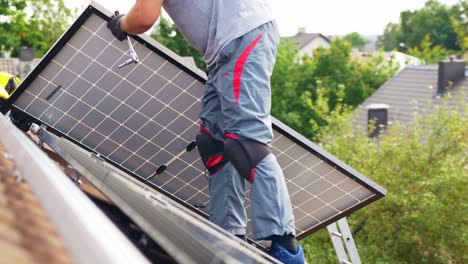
107, 12, 127, 41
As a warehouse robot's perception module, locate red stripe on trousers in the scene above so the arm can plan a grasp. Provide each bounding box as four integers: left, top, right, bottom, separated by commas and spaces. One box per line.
200, 125, 213, 137
206, 155, 224, 167
224, 133, 239, 140
249, 168, 256, 183
233, 34, 264, 104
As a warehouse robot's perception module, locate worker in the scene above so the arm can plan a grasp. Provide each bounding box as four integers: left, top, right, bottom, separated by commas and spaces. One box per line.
107, 1, 305, 263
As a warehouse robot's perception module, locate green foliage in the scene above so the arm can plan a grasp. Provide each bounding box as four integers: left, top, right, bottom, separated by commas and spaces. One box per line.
302, 228, 337, 263
0, 0, 73, 58
344, 32, 367, 50
381, 22, 402, 51
150, 15, 206, 71
271, 38, 398, 140
270, 40, 317, 139
408, 35, 450, 64
307, 93, 468, 263
450, 1, 468, 59
381, 0, 462, 53
0, 0, 27, 56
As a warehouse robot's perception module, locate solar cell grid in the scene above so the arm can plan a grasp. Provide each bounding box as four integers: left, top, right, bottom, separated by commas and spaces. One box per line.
10, 2, 385, 240
242, 133, 377, 236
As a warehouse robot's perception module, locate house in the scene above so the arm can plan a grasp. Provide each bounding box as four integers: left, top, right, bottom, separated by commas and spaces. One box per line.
382, 51, 423, 69
351, 50, 423, 70
0, 58, 41, 79
0, 59, 18, 75
354, 58, 467, 136
285, 28, 331, 57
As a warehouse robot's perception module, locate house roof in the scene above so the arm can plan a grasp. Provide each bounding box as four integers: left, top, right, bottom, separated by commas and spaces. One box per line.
0, 145, 74, 264
286, 33, 331, 49
354, 65, 468, 128
0, 114, 150, 264
0, 59, 18, 75
0, 58, 41, 78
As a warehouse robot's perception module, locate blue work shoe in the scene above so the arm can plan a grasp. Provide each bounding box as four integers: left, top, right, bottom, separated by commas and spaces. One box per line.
268, 241, 305, 264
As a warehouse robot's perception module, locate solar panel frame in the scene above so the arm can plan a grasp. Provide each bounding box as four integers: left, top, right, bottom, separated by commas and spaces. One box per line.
7, 1, 386, 240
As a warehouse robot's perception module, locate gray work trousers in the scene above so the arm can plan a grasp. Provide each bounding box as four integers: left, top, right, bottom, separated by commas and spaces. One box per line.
199, 20, 295, 240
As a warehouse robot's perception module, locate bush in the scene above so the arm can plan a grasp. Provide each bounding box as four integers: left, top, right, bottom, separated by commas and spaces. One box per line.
303, 93, 467, 263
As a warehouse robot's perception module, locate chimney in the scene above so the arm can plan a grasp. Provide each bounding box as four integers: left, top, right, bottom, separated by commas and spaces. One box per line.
437, 57, 465, 95
297, 27, 306, 34
366, 104, 390, 138
19, 46, 34, 61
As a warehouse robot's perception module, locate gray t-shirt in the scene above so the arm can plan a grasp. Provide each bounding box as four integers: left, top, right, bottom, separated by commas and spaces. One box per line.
163, 0, 273, 67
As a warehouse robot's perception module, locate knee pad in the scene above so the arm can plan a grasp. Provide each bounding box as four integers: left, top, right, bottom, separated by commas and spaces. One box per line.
224, 133, 271, 183
196, 126, 227, 175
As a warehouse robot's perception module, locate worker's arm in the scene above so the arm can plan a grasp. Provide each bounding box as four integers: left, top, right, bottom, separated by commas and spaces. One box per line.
120, 0, 164, 34
107, 0, 164, 40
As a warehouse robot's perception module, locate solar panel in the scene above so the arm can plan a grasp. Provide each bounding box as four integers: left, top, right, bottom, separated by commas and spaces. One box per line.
8, 1, 386, 240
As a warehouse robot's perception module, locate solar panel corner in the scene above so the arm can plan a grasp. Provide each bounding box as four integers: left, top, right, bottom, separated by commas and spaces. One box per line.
272, 116, 387, 197
8, 1, 387, 241
9, 1, 207, 106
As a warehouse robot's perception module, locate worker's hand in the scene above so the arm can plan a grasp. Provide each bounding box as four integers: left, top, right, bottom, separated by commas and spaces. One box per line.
107, 12, 127, 41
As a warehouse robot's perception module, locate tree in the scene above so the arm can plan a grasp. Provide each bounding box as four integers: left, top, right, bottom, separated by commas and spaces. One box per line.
18, 0, 73, 57
271, 38, 399, 140
307, 93, 468, 263
381, 0, 461, 52
150, 15, 206, 70
0, 0, 73, 58
270, 39, 318, 139
381, 22, 402, 51
450, 1, 468, 58
0, 0, 27, 57
344, 32, 367, 50
408, 34, 450, 64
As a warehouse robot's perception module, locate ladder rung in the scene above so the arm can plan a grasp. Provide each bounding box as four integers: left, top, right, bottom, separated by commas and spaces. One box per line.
331, 231, 343, 238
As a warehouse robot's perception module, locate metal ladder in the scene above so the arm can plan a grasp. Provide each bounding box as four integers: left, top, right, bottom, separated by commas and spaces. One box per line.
327, 217, 361, 264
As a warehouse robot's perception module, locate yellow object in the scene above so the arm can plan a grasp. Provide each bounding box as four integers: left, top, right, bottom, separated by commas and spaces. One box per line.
0, 71, 21, 100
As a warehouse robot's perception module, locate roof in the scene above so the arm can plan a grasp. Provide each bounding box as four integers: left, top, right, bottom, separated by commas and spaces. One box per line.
0, 114, 150, 264
0, 59, 18, 75
0, 144, 74, 264
0, 58, 41, 78
354, 65, 468, 128
285, 33, 331, 49
351, 51, 423, 69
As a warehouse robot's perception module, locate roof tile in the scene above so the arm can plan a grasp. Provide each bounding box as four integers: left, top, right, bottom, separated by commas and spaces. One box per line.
355, 66, 467, 128
0, 144, 74, 264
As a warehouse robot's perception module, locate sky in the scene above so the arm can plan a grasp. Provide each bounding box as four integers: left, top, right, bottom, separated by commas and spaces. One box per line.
69, 0, 461, 37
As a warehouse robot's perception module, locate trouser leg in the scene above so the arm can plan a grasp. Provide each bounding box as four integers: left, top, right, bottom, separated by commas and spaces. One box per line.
198, 73, 247, 235
213, 21, 295, 240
